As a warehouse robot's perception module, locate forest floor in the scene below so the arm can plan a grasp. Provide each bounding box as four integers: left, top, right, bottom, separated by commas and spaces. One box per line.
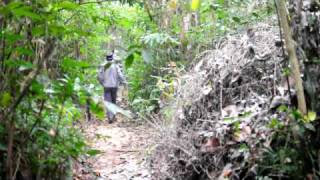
73, 116, 153, 180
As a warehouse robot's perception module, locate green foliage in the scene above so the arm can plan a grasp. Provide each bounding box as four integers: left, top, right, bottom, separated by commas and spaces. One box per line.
258, 107, 320, 179
0, 0, 128, 178
0, 0, 279, 177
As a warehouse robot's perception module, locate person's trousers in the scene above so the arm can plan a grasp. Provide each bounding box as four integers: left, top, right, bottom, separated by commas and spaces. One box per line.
104, 87, 118, 121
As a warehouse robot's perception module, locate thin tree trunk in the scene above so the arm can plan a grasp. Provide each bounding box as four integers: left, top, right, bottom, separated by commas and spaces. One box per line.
6, 120, 14, 180
276, 0, 307, 114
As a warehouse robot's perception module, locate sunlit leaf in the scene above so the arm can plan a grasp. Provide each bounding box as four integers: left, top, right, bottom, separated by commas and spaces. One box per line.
307, 111, 317, 121
0, 92, 12, 108
168, 0, 177, 10
304, 111, 317, 122
55, 1, 79, 10
191, 0, 201, 11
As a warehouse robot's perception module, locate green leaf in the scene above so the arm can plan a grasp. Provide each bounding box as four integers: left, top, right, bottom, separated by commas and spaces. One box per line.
277, 105, 288, 112
4, 59, 34, 70
31, 80, 45, 96
4, 33, 23, 43
252, 12, 260, 18
307, 111, 317, 121
232, 16, 241, 23
62, 58, 90, 69
90, 102, 105, 119
55, 1, 79, 10
49, 25, 66, 36
0, 92, 12, 108
14, 47, 33, 56
268, 118, 279, 129
87, 149, 103, 156
11, 6, 42, 20
32, 26, 45, 36
125, 53, 135, 69
7, 2, 24, 10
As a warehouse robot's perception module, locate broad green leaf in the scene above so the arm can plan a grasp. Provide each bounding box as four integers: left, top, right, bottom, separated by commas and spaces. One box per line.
55, 1, 79, 10
62, 58, 90, 69
4, 59, 34, 71
7, 2, 24, 10
14, 47, 33, 56
307, 111, 317, 121
49, 25, 66, 36
125, 53, 135, 69
304, 111, 317, 122
11, 6, 42, 20
90, 102, 105, 119
1, 92, 12, 108
277, 105, 288, 112
3, 33, 23, 43
31, 80, 45, 96
191, 0, 201, 11
32, 26, 45, 36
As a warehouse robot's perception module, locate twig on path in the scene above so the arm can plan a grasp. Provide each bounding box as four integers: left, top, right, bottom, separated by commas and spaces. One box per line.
113, 149, 141, 153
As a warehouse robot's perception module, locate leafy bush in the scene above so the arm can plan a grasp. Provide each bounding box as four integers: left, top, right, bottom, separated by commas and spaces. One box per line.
258, 107, 320, 179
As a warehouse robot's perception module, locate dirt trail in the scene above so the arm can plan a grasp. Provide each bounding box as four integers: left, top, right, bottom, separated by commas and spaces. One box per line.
74, 119, 152, 180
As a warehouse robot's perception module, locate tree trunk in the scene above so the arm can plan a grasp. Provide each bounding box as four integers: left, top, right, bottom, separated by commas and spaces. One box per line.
288, 0, 320, 112
276, 0, 307, 115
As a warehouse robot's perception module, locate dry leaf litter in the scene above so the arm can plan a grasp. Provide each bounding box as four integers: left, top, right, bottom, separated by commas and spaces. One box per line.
151, 20, 291, 179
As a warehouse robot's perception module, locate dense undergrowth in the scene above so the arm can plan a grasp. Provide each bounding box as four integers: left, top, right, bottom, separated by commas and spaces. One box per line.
1, 0, 319, 179
258, 108, 320, 179
0, 1, 149, 178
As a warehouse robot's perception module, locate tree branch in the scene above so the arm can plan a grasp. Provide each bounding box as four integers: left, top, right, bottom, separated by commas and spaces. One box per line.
79, 0, 117, 5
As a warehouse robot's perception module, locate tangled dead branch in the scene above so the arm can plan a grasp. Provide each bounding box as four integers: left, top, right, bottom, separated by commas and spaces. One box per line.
150, 20, 289, 179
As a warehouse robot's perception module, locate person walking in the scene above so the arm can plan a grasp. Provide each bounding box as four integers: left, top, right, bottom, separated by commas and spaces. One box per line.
98, 52, 126, 123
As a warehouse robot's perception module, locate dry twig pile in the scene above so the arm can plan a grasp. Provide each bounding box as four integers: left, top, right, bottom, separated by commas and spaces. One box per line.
151, 21, 288, 179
